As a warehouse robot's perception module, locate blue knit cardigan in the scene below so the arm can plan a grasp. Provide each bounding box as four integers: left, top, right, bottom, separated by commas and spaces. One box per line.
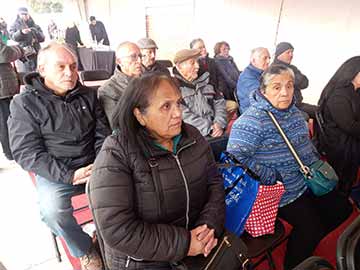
227, 90, 319, 207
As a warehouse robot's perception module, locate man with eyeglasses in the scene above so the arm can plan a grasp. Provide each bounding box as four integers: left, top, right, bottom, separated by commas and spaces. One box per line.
137, 37, 170, 76
98, 41, 143, 127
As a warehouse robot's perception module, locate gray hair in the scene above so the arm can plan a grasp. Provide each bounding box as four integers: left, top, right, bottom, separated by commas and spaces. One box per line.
260, 64, 294, 93
189, 38, 204, 49
115, 41, 139, 59
37, 42, 78, 69
250, 47, 268, 59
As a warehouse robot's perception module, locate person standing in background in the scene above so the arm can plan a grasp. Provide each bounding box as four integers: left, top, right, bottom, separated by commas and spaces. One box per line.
0, 17, 9, 44
89, 16, 109, 46
47, 19, 58, 40
9, 7, 44, 72
65, 22, 84, 70
0, 40, 23, 161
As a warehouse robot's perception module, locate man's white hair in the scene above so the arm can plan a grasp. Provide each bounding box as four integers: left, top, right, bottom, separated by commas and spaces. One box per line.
37, 42, 78, 69
250, 47, 268, 60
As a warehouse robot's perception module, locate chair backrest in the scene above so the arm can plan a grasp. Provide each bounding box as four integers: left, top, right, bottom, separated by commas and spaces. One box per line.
292, 256, 334, 270
79, 70, 111, 82
157, 60, 173, 68
79, 70, 111, 89
207, 136, 229, 162
337, 216, 360, 270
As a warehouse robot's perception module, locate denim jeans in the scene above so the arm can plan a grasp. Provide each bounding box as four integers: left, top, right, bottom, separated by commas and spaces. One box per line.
35, 175, 92, 258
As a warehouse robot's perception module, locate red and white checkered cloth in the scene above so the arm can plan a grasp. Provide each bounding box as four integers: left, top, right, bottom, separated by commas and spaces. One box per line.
245, 182, 285, 237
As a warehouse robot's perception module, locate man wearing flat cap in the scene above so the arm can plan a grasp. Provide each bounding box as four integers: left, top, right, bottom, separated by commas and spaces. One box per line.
272, 42, 318, 119
173, 48, 227, 137
9, 7, 44, 72
137, 37, 170, 76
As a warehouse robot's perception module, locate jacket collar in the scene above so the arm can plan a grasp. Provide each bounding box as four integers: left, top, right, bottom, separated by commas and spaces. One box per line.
143, 123, 197, 158
173, 67, 210, 89
249, 89, 296, 117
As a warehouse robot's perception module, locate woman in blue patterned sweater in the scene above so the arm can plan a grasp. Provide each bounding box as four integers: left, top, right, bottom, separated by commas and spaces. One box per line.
227, 64, 352, 270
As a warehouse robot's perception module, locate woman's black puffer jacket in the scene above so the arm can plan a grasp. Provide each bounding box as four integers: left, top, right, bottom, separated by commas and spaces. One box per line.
89, 123, 225, 266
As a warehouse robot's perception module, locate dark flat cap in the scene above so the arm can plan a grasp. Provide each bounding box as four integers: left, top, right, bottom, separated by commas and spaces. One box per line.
174, 49, 201, 64
137, 38, 158, 49
275, 42, 294, 58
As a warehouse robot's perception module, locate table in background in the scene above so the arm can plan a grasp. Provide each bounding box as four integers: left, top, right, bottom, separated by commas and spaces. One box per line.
78, 48, 115, 75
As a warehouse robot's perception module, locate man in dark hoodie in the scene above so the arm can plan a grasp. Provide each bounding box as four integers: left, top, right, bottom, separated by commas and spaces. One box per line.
8, 42, 110, 270
272, 42, 318, 119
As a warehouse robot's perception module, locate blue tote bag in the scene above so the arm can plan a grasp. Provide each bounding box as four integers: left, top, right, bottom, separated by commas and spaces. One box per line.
219, 152, 259, 237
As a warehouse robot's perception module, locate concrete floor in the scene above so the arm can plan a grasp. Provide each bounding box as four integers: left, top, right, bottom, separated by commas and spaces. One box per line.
0, 150, 73, 270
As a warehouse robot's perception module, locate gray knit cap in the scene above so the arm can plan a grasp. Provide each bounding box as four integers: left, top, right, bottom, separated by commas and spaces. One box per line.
275, 42, 294, 58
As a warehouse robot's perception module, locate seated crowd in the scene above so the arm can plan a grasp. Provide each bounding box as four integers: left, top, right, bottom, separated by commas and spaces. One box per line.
2, 32, 360, 270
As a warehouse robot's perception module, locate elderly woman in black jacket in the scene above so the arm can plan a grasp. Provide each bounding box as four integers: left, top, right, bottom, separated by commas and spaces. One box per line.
214, 41, 240, 101
317, 56, 360, 195
88, 73, 225, 269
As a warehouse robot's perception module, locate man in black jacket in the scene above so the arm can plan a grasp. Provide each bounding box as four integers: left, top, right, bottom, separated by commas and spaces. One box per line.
272, 42, 318, 119
8, 43, 110, 270
89, 16, 110, 46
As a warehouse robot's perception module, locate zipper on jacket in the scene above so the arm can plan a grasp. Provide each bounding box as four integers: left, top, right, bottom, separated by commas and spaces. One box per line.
172, 141, 196, 229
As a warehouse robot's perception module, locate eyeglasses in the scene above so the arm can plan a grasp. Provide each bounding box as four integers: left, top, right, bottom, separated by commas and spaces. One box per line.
122, 53, 142, 62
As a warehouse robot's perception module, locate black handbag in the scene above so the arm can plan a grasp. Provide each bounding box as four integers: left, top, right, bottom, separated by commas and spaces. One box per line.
176, 230, 250, 270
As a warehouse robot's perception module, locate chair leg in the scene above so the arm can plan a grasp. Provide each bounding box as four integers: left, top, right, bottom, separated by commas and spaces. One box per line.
51, 232, 62, 262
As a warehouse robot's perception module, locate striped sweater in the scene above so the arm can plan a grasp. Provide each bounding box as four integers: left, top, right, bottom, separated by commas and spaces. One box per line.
227, 90, 319, 207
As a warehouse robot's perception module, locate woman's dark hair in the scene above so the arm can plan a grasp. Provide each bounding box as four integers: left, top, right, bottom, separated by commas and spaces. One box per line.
259, 64, 294, 93
318, 56, 360, 107
214, 41, 230, 56
112, 73, 180, 151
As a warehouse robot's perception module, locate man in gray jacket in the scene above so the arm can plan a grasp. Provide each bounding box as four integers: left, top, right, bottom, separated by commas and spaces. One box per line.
98, 41, 142, 127
0, 40, 23, 160
173, 48, 227, 137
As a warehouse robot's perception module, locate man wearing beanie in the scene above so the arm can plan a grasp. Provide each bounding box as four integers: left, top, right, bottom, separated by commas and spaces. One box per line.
137, 37, 170, 76
272, 42, 318, 119
173, 48, 227, 137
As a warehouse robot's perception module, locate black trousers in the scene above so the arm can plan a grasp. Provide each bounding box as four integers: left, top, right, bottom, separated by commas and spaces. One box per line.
278, 189, 352, 270
0, 97, 13, 160
327, 152, 359, 196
